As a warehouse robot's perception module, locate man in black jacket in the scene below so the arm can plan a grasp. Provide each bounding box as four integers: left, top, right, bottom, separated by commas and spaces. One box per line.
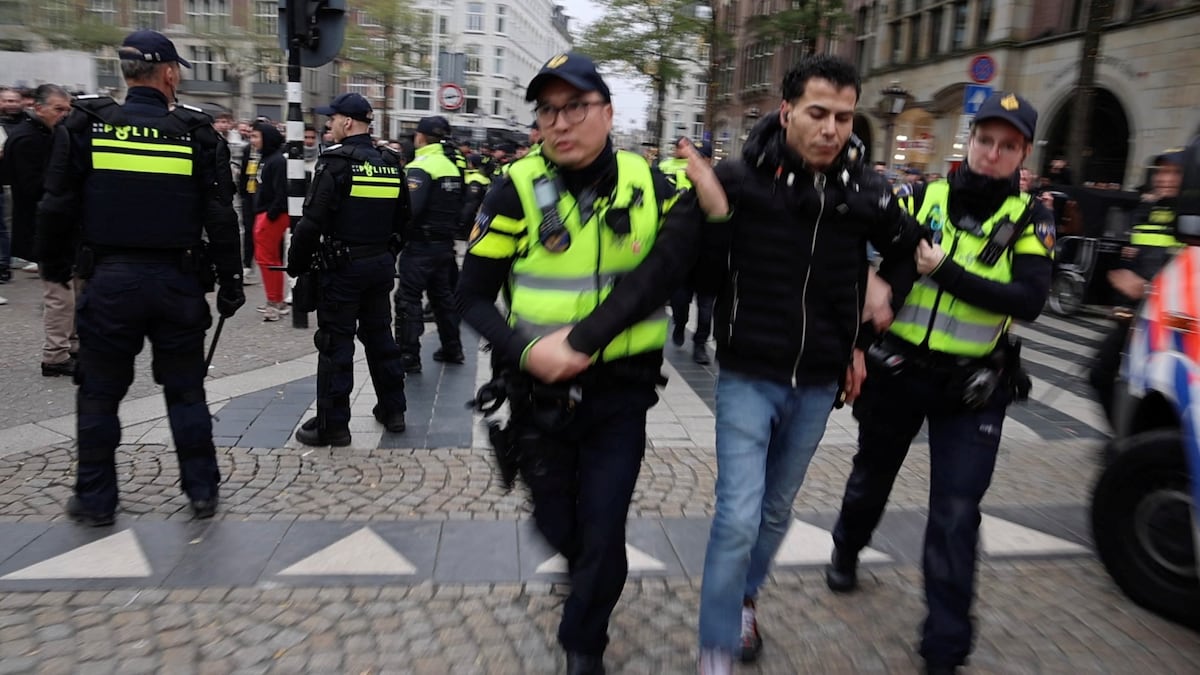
248, 121, 290, 321
551, 55, 924, 673
6, 84, 74, 375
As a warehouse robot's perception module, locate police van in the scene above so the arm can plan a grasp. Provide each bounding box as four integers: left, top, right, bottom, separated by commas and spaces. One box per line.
1091, 136, 1200, 628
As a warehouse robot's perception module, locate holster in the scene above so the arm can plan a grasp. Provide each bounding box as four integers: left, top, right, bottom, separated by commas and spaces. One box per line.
190, 242, 217, 292
293, 272, 320, 313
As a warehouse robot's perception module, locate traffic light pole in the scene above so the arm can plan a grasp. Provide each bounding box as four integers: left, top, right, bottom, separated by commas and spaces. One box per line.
287, 0, 308, 329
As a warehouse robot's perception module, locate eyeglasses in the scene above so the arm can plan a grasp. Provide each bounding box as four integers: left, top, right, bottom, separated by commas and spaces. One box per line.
533, 99, 605, 126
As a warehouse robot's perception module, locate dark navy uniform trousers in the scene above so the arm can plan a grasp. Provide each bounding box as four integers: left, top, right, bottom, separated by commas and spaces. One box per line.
315, 252, 408, 429
832, 361, 1009, 668
75, 261, 218, 513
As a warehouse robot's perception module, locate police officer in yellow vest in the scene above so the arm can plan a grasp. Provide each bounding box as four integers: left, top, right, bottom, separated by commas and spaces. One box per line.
393, 115, 464, 373
457, 52, 713, 675
285, 92, 411, 446
826, 92, 1054, 674
1089, 148, 1185, 423
37, 30, 246, 525
458, 152, 491, 239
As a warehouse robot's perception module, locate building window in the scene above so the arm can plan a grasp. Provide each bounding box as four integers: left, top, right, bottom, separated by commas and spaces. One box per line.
908, 13, 922, 61
496, 4, 507, 33
358, 10, 380, 27
40, 1, 70, 29
254, 0, 277, 36
132, 0, 163, 30
745, 42, 772, 89
951, 0, 968, 50
0, 1, 25, 24
187, 0, 228, 33
855, 6, 871, 72
401, 82, 432, 111
87, 0, 116, 25
976, 0, 992, 44
492, 88, 503, 116
465, 85, 479, 114
696, 82, 707, 100
890, 21, 902, 63
256, 49, 285, 83
438, 15, 448, 35
465, 44, 481, 73
466, 2, 484, 32
692, 113, 705, 140
494, 47, 505, 75
187, 46, 225, 82
94, 50, 119, 77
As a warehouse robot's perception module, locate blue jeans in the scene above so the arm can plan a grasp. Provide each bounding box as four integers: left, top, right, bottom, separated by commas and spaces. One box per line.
698, 369, 838, 650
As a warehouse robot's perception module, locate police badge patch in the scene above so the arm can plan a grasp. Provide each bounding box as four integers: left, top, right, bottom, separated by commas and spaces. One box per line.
1035, 221, 1055, 251
468, 212, 492, 248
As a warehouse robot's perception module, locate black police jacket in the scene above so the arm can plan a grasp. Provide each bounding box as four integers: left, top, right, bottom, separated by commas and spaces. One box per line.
36, 87, 241, 284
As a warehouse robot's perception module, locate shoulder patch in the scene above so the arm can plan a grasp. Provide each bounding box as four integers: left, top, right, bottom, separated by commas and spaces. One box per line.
407, 174, 424, 191
1034, 221, 1055, 251
468, 211, 492, 248
179, 103, 204, 113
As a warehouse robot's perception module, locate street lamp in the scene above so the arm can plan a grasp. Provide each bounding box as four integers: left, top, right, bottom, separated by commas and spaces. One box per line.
880, 81, 908, 170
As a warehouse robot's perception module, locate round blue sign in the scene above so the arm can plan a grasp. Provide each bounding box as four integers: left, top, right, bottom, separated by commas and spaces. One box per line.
970, 55, 996, 84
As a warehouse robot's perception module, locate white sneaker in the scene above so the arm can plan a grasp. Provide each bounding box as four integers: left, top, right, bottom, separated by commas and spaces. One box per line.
242, 267, 258, 285
0, 296, 7, 305
272, 301, 290, 316
22, 262, 38, 273
697, 648, 734, 675
262, 305, 280, 322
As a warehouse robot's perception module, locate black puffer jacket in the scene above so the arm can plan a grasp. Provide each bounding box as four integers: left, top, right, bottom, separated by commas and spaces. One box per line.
698, 115, 923, 386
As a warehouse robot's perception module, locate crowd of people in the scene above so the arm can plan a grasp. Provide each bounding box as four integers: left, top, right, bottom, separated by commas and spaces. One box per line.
4, 22, 1194, 675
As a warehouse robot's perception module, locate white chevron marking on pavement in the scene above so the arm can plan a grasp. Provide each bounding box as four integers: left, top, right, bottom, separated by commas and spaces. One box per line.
278, 527, 417, 576
773, 519, 891, 565
2, 529, 152, 579
536, 544, 667, 574
980, 514, 1088, 556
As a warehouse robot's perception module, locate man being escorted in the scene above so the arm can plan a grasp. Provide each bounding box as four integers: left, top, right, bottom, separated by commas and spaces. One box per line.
287, 93, 411, 446
826, 93, 1054, 675
559, 56, 923, 673
393, 115, 464, 373
37, 30, 245, 525
457, 52, 714, 675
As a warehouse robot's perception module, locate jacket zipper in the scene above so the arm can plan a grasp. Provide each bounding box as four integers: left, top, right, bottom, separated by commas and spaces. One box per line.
794, 172, 826, 387
727, 269, 740, 343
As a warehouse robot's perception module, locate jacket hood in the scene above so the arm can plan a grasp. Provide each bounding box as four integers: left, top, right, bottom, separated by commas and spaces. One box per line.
741, 113, 866, 178
254, 122, 284, 157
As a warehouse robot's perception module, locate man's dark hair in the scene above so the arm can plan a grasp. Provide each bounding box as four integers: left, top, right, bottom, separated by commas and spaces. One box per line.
33, 83, 70, 105
118, 47, 163, 82
781, 55, 861, 103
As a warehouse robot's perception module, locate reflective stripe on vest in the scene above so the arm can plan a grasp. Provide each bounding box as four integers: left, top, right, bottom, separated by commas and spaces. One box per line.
1130, 206, 1180, 248
506, 151, 667, 361
889, 181, 1030, 357
349, 163, 402, 199
91, 137, 193, 176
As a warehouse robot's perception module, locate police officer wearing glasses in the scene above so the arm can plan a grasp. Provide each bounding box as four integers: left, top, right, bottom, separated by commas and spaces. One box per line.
286, 92, 411, 446
37, 30, 245, 526
457, 52, 718, 675
826, 93, 1054, 674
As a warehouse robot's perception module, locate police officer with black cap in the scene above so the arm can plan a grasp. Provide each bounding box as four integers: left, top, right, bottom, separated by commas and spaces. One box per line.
826, 92, 1054, 674
286, 92, 411, 446
37, 29, 245, 525
393, 115, 464, 373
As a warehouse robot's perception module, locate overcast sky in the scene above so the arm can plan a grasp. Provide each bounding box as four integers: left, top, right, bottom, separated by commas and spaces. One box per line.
555, 0, 650, 131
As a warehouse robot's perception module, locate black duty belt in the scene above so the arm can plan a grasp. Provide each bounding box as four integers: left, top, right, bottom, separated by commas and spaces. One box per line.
345, 244, 390, 259
880, 335, 991, 376
94, 247, 192, 264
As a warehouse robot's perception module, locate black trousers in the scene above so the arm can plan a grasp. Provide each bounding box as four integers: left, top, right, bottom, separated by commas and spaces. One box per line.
315, 252, 408, 429
393, 240, 460, 359
515, 381, 658, 656
831, 363, 1008, 668
239, 194, 255, 268
75, 261, 218, 513
669, 286, 715, 344
1088, 318, 1130, 427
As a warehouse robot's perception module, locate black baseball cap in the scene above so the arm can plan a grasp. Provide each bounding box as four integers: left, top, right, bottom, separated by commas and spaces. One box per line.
416, 115, 450, 137
1153, 148, 1186, 166
525, 52, 612, 102
314, 93, 374, 122
119, 30, 191, 68
972, 92, 1037, 141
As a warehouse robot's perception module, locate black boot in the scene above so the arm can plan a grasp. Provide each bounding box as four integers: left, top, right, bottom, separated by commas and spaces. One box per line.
693, 343, 710, 365
672, 323, 686, 347
294, 417, 351, 447
432, 346, 465, 364
372, 404, 406, 432
566, 651, 605, 675
398, 353, 422, 374
825, 547, 859, 593
65, 496, 115, 527
190, 494, 219, 519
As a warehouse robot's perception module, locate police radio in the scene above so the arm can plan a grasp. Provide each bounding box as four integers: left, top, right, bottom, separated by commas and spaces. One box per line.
534, 175, 570, 252
977, 218, 1018, 266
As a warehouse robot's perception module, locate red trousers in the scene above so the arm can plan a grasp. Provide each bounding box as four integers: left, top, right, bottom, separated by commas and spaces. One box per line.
253, 212, 289, 303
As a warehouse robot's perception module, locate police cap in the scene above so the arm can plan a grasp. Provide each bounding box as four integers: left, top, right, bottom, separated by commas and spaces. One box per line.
416, 115, 451, 138
120, 30, 192, 68
525, 52, 611, 103
972, 92, 1037, 141
315, 92, 374, 122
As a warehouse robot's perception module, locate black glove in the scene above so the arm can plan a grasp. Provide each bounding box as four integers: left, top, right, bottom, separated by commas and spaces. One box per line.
216, 281, 245, 318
